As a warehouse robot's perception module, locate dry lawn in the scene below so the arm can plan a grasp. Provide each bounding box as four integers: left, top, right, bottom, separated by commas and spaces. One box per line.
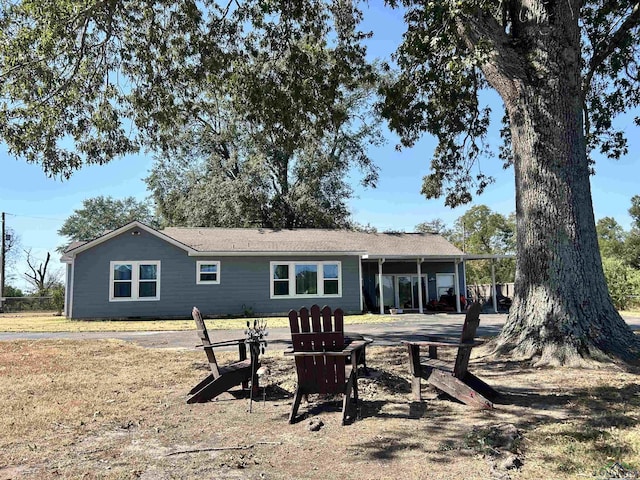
0, 311, 398, 333
1, 340, 640, 480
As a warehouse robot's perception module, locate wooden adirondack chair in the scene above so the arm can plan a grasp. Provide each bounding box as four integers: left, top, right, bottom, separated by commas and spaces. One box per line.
187, 306, 259, 404
403, 302, 498, 409
288, 305, 366, 425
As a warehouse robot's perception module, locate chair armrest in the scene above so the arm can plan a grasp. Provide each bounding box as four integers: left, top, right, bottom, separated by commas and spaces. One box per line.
342, 340, 368, 354
195, 338, 247, 348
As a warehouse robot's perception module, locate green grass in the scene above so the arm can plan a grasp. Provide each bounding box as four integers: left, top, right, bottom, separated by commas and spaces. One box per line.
0, 311, 398, 333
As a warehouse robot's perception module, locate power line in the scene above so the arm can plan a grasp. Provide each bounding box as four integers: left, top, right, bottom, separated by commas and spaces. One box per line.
1, 212, 66, 222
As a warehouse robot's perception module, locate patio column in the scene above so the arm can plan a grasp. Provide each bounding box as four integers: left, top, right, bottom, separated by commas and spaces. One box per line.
417, 258, 424, 314
491, 260, 498, 313
378, 258, 385, 315
454, 259, 461, 313
358, 257, 364, 312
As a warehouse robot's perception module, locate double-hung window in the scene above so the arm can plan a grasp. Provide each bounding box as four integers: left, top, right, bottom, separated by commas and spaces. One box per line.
197, 261, 221, 284
270, 261, 341, 298
110, 261, 160, 301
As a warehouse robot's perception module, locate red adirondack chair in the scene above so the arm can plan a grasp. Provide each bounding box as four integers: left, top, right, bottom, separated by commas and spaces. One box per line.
403, 302, 498, 409
288, 305, 366, 425
187, 307, 259, 403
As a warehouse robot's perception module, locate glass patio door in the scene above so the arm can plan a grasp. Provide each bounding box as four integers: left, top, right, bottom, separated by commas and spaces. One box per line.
398, 276, 413, 309
374, 275, 396, 309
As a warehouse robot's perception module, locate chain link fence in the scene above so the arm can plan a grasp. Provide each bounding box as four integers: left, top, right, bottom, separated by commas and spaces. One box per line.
0, 296, 56, 312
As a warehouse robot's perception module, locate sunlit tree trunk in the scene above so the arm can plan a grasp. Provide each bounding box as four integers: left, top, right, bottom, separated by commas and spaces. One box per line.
485, 5, 640, 365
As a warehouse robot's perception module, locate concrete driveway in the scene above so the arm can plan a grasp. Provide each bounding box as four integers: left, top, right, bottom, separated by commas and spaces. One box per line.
1, 312, 639, 351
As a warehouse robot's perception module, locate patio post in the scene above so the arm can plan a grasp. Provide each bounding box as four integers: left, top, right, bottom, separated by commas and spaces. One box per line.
378, 258, 385, 315
491, 260, 498, 313
417, 258, 424, 314
454, 259, 461, 313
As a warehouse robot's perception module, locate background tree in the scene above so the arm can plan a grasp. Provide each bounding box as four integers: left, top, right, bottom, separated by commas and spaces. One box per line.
23, 250, 62, 297
596, 217, 627, 260
3, 285, 23, 297
450, 206, 515, 286
58, 196, 159, 249
382, 1, 640, 364
3, 227, 21, 283
146, 84, 380, 229
415, 207, 515, 286
625, 195, 640, 269
601, 257, 640, 311
414, 219, 450, 235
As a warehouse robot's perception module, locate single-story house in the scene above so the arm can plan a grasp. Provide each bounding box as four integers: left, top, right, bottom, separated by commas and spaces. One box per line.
62, 221, 470, 319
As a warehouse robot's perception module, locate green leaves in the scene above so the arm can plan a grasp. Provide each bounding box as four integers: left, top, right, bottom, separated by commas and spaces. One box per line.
57, 195, 159, 248
382, 0, 639, 206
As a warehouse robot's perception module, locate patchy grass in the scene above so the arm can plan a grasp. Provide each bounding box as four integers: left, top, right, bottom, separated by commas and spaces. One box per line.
1, 340, 639, 479
0, 311, 398, 333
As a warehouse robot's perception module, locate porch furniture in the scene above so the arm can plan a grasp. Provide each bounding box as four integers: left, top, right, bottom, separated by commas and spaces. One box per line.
187, 306, 259, 404
288, 305, 366, 425
402, 302, 497, 409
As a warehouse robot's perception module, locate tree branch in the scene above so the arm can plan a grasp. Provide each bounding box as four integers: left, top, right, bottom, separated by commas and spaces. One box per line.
456, 8, 527, 102
583, 2, 640, 95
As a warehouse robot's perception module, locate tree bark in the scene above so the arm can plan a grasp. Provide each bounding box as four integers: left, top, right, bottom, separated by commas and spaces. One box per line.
477, 3, 640, 365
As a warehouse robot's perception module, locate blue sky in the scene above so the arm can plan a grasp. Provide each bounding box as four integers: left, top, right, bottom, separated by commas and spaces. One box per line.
1, 3, 638, 291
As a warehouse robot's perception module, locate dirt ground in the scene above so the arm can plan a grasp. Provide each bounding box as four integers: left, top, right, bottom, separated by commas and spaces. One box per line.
1, 339, 640, 480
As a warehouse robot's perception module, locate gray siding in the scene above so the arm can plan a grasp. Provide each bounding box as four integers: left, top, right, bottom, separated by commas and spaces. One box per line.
70, 227, 361, 319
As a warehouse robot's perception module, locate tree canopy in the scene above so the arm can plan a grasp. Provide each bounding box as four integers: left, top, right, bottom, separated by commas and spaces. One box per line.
145, 77, 381, 229
0, 0, 381, 229
381, 0, 640, 208
58, 196, 159, 247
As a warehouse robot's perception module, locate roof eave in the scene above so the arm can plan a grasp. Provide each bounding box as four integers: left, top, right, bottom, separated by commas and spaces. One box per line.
63, 221, 197, 257
363, 254, 465, 260
188, 250, 367, 257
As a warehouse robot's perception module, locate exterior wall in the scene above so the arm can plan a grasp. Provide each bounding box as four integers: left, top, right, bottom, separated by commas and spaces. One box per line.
69, 227, 362, 319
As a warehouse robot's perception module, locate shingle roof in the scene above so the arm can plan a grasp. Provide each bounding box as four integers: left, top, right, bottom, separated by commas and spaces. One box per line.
160, 227, 464, 258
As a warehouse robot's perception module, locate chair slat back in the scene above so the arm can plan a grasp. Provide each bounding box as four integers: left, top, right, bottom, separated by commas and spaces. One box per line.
288, 305, 344, 337
192, 306, 220, 377
453, 302, 482, 378
288, 305, 347, 394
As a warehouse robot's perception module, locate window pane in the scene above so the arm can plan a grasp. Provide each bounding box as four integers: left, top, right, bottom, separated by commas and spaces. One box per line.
139, 264, 157, 280
200, 264, 217, 274
324, 280, 338, 295
114, 264, 132, 281
296, 265, 317, 294
139, 282, 157, 298
274, 281, 289, 296
323, 264, 339, 279
273, 265, 288, 280
114, 282, 132, 298
200, 273, 217, 282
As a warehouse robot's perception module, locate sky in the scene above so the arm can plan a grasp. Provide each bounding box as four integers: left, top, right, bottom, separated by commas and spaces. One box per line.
1, 2, 638, 292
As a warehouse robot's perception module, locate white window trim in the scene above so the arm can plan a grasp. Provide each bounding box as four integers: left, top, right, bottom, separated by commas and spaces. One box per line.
109, 261, 161, 302
270, 261, 342, 299
196, 260, 221, 285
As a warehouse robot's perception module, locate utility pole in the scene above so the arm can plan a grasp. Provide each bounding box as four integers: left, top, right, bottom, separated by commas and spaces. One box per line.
1, 211, 5, 312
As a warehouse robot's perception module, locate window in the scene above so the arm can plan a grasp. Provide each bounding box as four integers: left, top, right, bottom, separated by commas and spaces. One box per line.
273, 264, 289, 296
271, 261, 341, 298
110, 261, 160, 301
197, 261, 221, 284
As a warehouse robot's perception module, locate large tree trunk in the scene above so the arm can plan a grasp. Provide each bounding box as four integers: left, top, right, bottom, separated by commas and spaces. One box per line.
483, 5, 640, 365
